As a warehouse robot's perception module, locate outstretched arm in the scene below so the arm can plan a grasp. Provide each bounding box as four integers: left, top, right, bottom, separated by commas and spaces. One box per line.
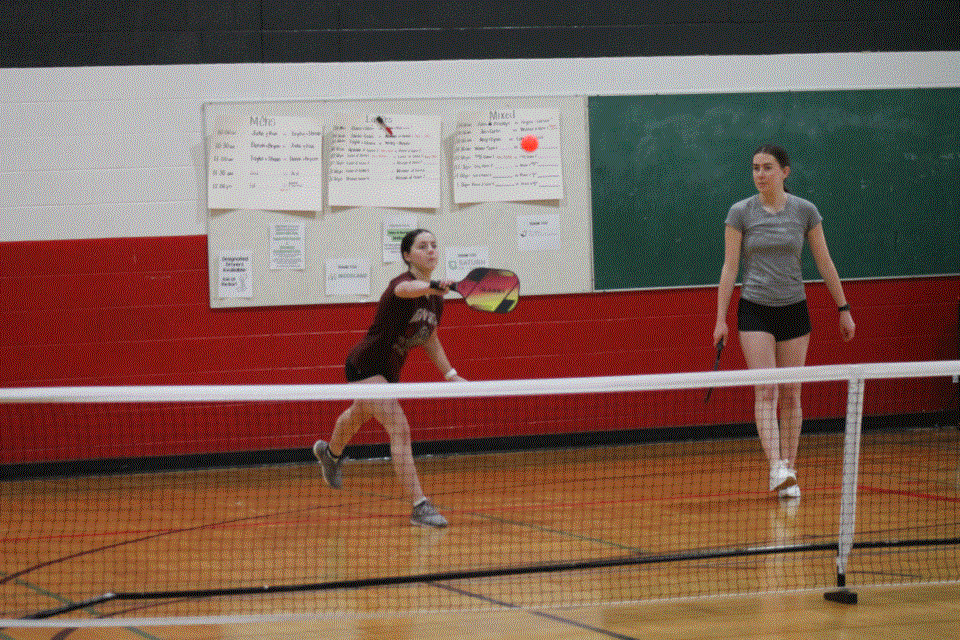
395, 279, 451, 298
423, 331, 465, 381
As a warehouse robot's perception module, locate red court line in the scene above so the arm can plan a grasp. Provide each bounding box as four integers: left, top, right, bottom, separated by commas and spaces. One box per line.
859, 485, 960, 503
1, 528, 175, 544
1, 510, 406, 546
1, 487, 807, 546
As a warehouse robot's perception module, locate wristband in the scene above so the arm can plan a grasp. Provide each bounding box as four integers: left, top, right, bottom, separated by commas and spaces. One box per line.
837, 304, 850, 312
444, 368, 458, 380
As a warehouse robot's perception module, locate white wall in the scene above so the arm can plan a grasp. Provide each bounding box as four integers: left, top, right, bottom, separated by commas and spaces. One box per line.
2, 52, 958, 242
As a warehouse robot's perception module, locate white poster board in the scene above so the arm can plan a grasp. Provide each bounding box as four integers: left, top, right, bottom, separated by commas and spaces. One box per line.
207, 115, 323, 211
454, 108, 563, 204
204, 96, 590, 308
328, 114, 441, 209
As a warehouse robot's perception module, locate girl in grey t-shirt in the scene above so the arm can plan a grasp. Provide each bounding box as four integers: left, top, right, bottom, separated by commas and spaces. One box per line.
713, 145, 856, 500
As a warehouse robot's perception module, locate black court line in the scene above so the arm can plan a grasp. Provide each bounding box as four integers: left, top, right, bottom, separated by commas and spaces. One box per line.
0, 500, 330, 586
432, 582, 642, 640
1, 481, 386, 587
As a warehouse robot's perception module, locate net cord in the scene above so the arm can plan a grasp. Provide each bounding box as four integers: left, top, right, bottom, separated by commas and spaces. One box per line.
2, 361, 959, 404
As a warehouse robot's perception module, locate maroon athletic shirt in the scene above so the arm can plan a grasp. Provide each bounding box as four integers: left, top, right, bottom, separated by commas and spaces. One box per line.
346, 272, 444, 383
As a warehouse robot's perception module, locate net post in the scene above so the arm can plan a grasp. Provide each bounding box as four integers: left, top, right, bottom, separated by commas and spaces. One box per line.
825, 368, 865, 605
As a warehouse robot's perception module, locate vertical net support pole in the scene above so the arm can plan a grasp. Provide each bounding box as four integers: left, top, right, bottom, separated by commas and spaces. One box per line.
825, 367, 865, 605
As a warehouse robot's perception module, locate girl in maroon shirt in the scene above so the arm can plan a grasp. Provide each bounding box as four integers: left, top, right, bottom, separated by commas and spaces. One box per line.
313, 229, 464, 527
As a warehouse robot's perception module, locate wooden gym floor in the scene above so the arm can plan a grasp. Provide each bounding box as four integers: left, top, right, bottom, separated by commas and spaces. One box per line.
2, 428, 957, 639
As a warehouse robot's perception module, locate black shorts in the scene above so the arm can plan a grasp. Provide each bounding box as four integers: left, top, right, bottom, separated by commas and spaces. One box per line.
345, 360, 395, 383
737, 298, 811, 342
345, 360, 370, 382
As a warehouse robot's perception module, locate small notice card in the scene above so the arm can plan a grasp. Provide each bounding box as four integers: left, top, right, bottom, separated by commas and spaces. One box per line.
517, 214, 562, 251
454, 108, 563, 204
269, 223, 305, 270
325, 259, 371, 296
218, 250, 253, 298
382, 214, 419, 263
207, 115, 323, 211
445, 247, 489, 281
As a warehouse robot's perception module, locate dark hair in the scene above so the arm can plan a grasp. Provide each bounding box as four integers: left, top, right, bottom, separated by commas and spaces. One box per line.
753, 144, 791, 193
400, 228, 432, 266
753, 144, 790, 169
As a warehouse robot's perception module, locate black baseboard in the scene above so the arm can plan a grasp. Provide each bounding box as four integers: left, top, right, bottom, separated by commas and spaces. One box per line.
3, 412, 955, 481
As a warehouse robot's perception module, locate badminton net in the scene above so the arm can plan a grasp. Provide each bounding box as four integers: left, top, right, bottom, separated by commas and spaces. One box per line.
1, 361, 958, 623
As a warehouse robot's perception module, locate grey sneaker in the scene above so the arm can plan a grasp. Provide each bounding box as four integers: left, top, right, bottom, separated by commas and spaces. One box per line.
313, 440, 343, 489
411, 499, 448, 528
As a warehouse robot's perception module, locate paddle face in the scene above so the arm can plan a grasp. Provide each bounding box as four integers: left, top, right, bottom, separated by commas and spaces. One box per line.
452, 268, 520, 313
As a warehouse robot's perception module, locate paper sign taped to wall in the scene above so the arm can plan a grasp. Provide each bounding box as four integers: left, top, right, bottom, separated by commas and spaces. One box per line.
208, 115, 323, 211
325, 259, 371, 296
218, 250, 253, 298
269, 223, 305, 270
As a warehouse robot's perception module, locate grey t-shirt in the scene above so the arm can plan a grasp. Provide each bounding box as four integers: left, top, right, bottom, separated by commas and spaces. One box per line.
725, 193, 823, 306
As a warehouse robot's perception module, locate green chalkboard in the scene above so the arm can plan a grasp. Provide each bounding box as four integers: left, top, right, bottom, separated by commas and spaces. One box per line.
589, 89, 960, 290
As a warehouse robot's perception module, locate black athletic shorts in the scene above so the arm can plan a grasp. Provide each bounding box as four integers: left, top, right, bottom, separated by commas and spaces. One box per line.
345, 360, 370, 382
346, 359, 397, 383
737, 298, 811, 342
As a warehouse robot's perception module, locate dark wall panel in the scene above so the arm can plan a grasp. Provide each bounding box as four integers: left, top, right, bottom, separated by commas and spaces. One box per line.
0, 0, 261, 32
2, 1, 958, 68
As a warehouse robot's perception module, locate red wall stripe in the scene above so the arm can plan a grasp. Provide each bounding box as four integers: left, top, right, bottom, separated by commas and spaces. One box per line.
2, 236, 958, 464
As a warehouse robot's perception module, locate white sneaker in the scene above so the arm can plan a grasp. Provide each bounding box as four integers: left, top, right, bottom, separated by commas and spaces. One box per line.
778, 484, 801, 499
769, 461, 797, 492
